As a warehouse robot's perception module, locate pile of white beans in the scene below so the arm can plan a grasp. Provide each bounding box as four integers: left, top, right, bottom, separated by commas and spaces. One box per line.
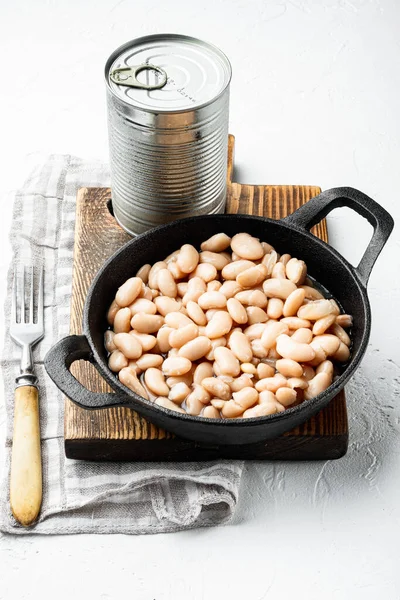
105, 232, 352, 419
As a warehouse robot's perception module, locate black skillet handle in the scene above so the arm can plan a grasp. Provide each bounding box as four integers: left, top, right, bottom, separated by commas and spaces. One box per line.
283, 187, 394, 287
44, 335, 130, 410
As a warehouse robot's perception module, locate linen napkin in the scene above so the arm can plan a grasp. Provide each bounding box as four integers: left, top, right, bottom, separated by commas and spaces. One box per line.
0, 155, 243, 534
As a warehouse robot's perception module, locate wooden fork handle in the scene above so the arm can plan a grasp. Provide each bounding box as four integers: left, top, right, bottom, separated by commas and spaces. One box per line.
10, 386, 42, 527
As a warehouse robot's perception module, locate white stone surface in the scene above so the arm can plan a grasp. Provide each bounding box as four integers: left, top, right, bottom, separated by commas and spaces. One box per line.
0, 1, 399, 598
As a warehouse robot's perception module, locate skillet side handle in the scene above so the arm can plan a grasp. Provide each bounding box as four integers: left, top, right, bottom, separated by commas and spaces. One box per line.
44, 335, 130, 409
283, 187, 394, 287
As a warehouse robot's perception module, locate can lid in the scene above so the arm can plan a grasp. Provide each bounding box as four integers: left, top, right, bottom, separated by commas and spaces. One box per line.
106, 34, 231, 113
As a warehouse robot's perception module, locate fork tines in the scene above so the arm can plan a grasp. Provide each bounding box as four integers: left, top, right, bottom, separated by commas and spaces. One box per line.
11, 266, 44, 326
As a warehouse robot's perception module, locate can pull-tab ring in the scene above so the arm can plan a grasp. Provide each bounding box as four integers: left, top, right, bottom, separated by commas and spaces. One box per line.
110, 64, 168, 90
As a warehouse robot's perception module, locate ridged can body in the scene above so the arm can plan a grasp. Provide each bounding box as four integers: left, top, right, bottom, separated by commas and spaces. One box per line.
105, 34, 232, 235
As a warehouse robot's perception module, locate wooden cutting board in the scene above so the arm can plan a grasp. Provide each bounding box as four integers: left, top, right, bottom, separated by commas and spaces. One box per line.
65, 136, 348, 461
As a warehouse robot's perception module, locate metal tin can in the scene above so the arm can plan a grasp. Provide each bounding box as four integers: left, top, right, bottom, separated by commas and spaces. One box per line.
105, 34, 232, 235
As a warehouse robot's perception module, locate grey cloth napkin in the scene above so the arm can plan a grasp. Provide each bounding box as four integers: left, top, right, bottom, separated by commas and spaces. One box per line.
0, 155, 243, 534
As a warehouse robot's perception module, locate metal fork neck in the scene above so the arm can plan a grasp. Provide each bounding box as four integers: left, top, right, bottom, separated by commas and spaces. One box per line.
16, 344, 38, 388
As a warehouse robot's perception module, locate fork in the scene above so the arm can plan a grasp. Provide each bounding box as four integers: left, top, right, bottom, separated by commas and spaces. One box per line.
9, 266, 44, 527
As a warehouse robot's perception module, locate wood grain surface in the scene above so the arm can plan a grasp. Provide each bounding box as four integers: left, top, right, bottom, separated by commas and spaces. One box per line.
65, 135, 348, 461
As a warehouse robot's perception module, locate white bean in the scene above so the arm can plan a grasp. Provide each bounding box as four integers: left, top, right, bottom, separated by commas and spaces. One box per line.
287, 377, 308, 390
228, 330, 253, 363
222, 260, 255, 280
332, 341, 351, 362
156, 326, 173, 353
245, 306, 268, 325
316, 360, 334, 377
304, 372, 332, 400
166, 372, 193, 388
119, 367, 149, 399
285, 258, 307, 285
167, 260, 185, 280
235, 290, 268, 308
186, 300, 207, 326
211, 398, 226, 410
162, 357, 192, 377
199, 251, 230, 270
136, 263, 151, 284
275, 387, 297, 407
114, 332, 143, 359
193, 362, 214, 385
201, 377, 231, 400
108, 350, 129, 372
157, 269, 178, 298
205, 311, 232, 339
144, 368, 169, 397
300, 285, 324, 300
279, 253, 291, 266
243, 403, 280, 417
136, 354, 163, 370
104, 330, 116, 353
271, 262, 286, 279
189, 263, 217, 282
222, 387, 259, 418
276, 334, 316, 362
244, 322, 268, 340
148, 261, 167, 290
312, 334, 341, 356
178, 336, 212, 361
267, 297, 284, 319
262, 250, 278, 276
169, 323, 199, 349
205, 337, 227, 360
219, 280, 242, 298
130, 313, 164, 334
202, 406, 221, 418
283, 288, 306, 317
308, 340, 327, 366
155, 397, 186, 413
201, 233, 231, 252
240, 360, 257, 375
302, 365, 316, 381
260, 320, 289, 348
312, 313, 336, 335
255, 374, 287, 393
140, 286, 153, 301
207, 280, 222, 292
275, 358, 303, 378
231, 233, 264, 260
154, 296, 182, 316
227, 298, 248, 324
177, 244, 199, 274
291, 328, 313, 344
330, 299, 341, 315
335, 314, 353, 328
164, 311, 195, 328
107, 300, 120, 325
237, 264, 267, 288
214, 346, 241, 377
263, 278, 297, 300
115, 277, 143, 307
176, 282, 188, 297
230, 374, 254, 392
168, 382, 191, 404
113, 307, 132, 333
198, 291, 227, 310
251, 339, 269, 358
328, 323, 351, 346
280, 316, 311, 330
129, 298, 157, 315
297, 299, 334, 321
130, 331, 157, 352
